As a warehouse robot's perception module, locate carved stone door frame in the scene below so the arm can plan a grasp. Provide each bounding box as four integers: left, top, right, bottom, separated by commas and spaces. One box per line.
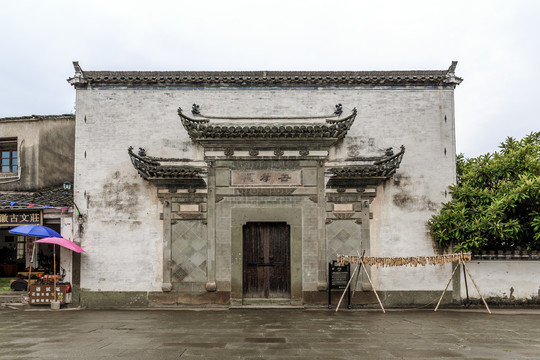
230, 207, 302, 306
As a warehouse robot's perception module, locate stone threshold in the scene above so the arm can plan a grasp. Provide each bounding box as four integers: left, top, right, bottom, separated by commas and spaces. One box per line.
233, 298, 304, 309
230, 305, 305, 310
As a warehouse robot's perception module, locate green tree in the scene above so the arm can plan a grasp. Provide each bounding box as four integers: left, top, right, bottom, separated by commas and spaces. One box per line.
428, 132, 540, 252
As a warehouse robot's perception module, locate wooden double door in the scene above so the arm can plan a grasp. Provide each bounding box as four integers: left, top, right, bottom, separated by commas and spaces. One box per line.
243, 222, 291, 298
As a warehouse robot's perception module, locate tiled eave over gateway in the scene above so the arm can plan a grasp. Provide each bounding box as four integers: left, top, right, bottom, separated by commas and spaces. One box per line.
128, 145, 406, 190
326, 146, 405, 188
178, 105, 357, 149
67, 61, 462, 88
128, 146, 207, 188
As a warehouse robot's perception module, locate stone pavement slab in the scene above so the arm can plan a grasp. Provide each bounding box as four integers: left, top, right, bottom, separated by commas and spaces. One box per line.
0, 308, 540, 359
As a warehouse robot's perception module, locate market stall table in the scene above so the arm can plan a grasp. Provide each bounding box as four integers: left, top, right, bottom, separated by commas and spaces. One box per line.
29, 284, 71, 305
18, 271, 45, 278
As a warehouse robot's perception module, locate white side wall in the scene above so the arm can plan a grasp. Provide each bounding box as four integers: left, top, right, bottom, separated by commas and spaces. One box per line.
59, 212, 73, 283
74, 86, 456, 292
461, 261, 540, 300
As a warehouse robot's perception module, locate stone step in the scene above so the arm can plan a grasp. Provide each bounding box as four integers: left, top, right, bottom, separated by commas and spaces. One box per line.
237, 298, 304, 309
230, 305, 305, 310
0, 292, 26, 304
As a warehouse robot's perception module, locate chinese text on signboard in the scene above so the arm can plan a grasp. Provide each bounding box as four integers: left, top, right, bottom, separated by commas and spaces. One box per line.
0, 211, 42, 226
231, 170, 301, 186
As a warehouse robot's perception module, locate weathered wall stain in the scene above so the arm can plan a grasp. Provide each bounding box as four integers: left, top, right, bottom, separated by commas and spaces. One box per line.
393, 192, 438, 212
332, 136, 387, 160
393, 192, 412, 208
88, 169, 141, 219
389, 172, 439, 211
102, 182, 140, 211
347, 144, 361, 157
129, 221, 142, 231
342, 136, 401, 159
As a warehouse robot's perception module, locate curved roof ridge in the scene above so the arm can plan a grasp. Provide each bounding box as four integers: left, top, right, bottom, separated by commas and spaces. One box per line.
82, 69, 448, 76
0, 114, 74, 122
68, 62, 462, 88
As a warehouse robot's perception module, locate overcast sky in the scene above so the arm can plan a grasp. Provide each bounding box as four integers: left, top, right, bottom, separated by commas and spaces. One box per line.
1, 0, 538, 157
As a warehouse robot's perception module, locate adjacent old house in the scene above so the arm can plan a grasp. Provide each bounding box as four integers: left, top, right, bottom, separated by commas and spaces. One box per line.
0, 114, 75, 281
68, 62, 462, 307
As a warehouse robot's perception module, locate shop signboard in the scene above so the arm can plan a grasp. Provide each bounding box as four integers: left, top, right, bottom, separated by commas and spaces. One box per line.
0, 211, 42, 226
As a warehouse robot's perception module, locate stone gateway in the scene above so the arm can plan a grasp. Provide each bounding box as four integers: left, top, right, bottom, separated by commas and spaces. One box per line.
68, 62, 461, 308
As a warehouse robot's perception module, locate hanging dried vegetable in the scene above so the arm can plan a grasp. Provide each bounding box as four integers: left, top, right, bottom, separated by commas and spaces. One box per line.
336, 253, 471, 267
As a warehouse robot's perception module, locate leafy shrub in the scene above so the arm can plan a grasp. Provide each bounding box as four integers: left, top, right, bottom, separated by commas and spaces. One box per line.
429, 132, 540, 252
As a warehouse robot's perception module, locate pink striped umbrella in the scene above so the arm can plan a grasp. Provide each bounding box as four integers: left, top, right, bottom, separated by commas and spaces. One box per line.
35, 237, 85, 253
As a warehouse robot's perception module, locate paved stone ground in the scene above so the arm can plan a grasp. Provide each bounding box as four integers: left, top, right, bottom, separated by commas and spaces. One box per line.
1, 307, 540, 359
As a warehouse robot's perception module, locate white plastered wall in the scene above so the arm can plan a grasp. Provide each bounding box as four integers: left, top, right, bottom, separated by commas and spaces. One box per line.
59, 212, 73, 283
73, 86, 456, 292
461, 261, 540, 300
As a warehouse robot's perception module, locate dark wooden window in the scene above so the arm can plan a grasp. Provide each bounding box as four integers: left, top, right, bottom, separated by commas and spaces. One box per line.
0, 138, 17, 173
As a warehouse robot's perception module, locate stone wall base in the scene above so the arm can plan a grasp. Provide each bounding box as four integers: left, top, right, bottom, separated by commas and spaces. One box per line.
304, 290, 456, 308
80, 291, 149, 308
149, 291, 230, 307
79, 290, 458, 309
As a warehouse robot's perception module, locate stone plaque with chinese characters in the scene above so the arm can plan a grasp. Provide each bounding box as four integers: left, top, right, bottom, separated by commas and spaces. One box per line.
231, 170, 302, 186
0, 211, 42, 226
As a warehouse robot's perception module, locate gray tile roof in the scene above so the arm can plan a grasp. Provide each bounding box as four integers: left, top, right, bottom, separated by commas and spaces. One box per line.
326, 146, 405, 188
68, 62, 462, 88
0, 114, 74, 123
0, 186, 73, 210
128, 147, 205, 180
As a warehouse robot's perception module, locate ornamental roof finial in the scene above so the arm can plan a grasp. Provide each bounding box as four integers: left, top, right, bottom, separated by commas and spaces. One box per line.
444, 61, 463, 87
67, 61, 87, 87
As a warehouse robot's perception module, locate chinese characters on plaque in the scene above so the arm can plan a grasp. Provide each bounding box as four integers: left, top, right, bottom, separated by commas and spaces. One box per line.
231, 170, 302, 186
29, 284, 68, 304
0, 211, 42, 226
